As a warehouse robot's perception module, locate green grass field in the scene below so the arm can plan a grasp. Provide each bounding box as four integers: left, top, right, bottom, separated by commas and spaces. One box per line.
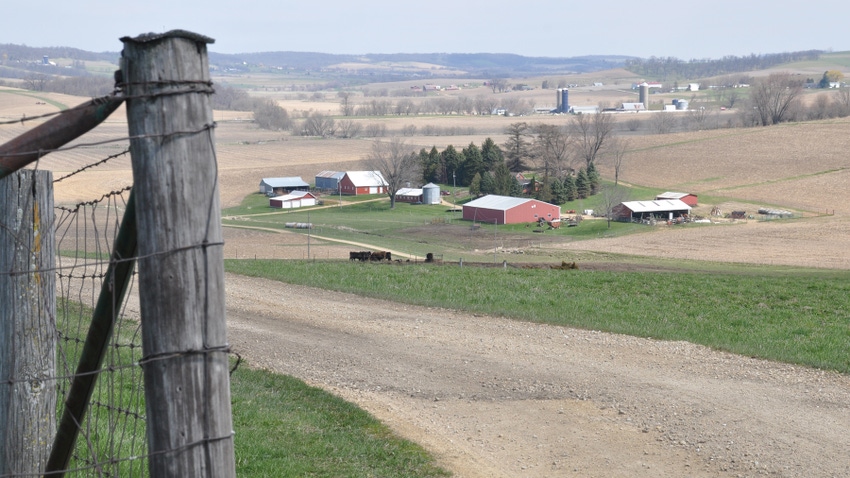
225, 259, 850, 374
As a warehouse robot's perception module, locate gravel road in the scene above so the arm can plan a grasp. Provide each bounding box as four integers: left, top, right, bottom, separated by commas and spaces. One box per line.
224, 273, 850, 477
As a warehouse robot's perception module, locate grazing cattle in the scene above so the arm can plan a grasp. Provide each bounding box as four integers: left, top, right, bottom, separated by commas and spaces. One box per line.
370, 251, 392, 261
425, 252, 434, 263
350, 251, 371, 261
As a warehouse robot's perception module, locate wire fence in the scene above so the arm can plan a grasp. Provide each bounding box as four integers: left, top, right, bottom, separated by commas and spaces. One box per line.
1, 34, 236, 475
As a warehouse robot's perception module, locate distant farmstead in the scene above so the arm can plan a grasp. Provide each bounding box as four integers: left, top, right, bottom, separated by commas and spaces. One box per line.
268, 190, 318, 209
259, 177, 310, 196
339, 171, 388, 195
395, 187, 423, 204
462, 194, 560, 225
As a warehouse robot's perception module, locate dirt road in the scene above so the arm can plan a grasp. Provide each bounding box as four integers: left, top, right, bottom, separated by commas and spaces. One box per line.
224, 273, 850, 477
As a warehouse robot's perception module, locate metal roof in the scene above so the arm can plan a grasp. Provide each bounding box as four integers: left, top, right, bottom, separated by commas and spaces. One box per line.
270, 190, 315, 201
396, 188, 422, 196
260, 177, 309, 188
464, 194, 533, 211
315, 170, 344, 179
655, 191, 693, 200
345, 171, 387, 187
620, 199, 691, 213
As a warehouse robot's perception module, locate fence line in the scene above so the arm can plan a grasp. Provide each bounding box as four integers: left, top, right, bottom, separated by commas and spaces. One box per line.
1, 29, 236, 477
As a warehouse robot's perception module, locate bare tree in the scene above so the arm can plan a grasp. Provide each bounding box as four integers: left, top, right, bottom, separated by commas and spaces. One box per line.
489, 78, 508, 93
750, 72, 804, 126
649, 111, 677, 134
252, 98, 291, 131
571, 111, 614, 167
532, 123, 572, 180
336, 119, 362, 138
605, 136, 628, 186
338, 91, 354, 116
474, 94, 500, 115
301, 112, 336, 137
22, 74, 49, 92
599, 184, 630, 228
686, 107, 713, 131
834, 86, 850, 117
365, 138, 421, 209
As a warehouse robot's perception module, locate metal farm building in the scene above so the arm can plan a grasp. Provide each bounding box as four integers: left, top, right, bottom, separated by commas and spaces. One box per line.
268, 190, 318, 209
314, 170, 345, 191
259, 177, 310, 195
655, 191, 698, 207
462, 195, 560, 225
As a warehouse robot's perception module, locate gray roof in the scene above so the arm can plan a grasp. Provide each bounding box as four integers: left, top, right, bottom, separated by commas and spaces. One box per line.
464, 194, 532, 211
655, 191, 694, 199
261, 177, 309, 188
315, 170, 345, 179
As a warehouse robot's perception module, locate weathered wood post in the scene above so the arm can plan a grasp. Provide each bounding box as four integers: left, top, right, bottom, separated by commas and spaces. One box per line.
0, 170, 56, 475
121, 30, 235, 477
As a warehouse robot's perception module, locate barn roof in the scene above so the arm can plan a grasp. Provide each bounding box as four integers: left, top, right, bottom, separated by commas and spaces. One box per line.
655, 191, 695, 200
315, 170, 344, 179
621, 199, 691, 213
464, 194, 533, 211
345, 171, 388, 187
260, 177, 309, 188
396, 187, 423, 196
270, 190, 316, 201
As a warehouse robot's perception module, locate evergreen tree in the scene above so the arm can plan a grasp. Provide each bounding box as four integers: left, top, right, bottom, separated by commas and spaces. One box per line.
564, 175, 577, 202
481, 137, 504, 171
535, 179, 553, 203
510, 175, 524, 196
493, 161, 514, 196
550, 177, 567, 205
420, 147, 441, 184
480, 171, 496, 195
502, 122, 531, 172
460, 142, 485, 185
587, 161, 600, 195
469, 172, 482, 197
441, 145, 465, 186
576, 168, 591, 199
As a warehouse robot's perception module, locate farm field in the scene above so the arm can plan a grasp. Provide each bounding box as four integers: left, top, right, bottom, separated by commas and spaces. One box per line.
3, 64, 850, 476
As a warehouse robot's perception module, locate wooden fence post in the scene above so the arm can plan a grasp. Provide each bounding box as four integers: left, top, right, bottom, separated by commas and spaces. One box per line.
121, 30, 235, 477
0, 170, 56, 475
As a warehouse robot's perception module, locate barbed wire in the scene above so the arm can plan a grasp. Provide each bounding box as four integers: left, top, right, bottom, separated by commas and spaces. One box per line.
53, 148, 130, 183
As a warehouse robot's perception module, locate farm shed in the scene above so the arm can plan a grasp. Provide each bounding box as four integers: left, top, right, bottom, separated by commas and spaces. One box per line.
395, 187, 423, 204
462, 195, 560, 225
315, 170, 345, 190
613, 199, 691, 222
339, 171, 388, 195
269, 190, 317, 209
655, 191, 698, 207
259, 177, 310, 195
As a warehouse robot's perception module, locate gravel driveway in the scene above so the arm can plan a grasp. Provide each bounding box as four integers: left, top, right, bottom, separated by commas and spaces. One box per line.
224, 273, 850, 477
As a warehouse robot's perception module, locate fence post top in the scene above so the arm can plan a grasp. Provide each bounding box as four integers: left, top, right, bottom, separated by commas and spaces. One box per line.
120, 30, 215, 46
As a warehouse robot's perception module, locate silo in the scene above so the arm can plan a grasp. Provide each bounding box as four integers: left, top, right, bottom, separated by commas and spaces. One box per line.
422, 182, 441, 205
639, 83, 649, 109
555, 89, 562, 112
560, 88, 570, 113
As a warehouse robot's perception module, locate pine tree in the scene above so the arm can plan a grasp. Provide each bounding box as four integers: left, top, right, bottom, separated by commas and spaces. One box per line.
481, 137, 504, 171
550, 178, 567, 205
587, 161, 600, 195
469, 172, 482, 197
576, 168, 591, 199
441, 145, 465, 186
461, 142, 485, 185
564, 175, 577, 202
480, 171, 496, 195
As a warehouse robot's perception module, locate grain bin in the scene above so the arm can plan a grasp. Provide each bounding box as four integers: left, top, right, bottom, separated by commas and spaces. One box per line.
422, 182, 441, 204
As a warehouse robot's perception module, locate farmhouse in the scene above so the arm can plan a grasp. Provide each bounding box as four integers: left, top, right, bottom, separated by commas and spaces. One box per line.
259, 177, 310, 196
314, 170, 345, 190
269, 190, 318, 209
655, 191, 698, 206
613, 199, 692, 222
339, 171, 388, 195
462, 194, 560, 225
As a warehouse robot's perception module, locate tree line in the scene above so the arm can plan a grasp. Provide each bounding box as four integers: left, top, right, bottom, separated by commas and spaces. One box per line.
624, 50, 822, 79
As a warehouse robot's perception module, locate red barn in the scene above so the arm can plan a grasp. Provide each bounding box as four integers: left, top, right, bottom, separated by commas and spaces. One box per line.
339, 171, 388, 195
462, 195, 560, 225
655, 191, 698, 207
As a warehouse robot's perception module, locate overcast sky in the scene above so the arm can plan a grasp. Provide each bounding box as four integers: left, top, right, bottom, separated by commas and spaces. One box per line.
2, 1, 844, 60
